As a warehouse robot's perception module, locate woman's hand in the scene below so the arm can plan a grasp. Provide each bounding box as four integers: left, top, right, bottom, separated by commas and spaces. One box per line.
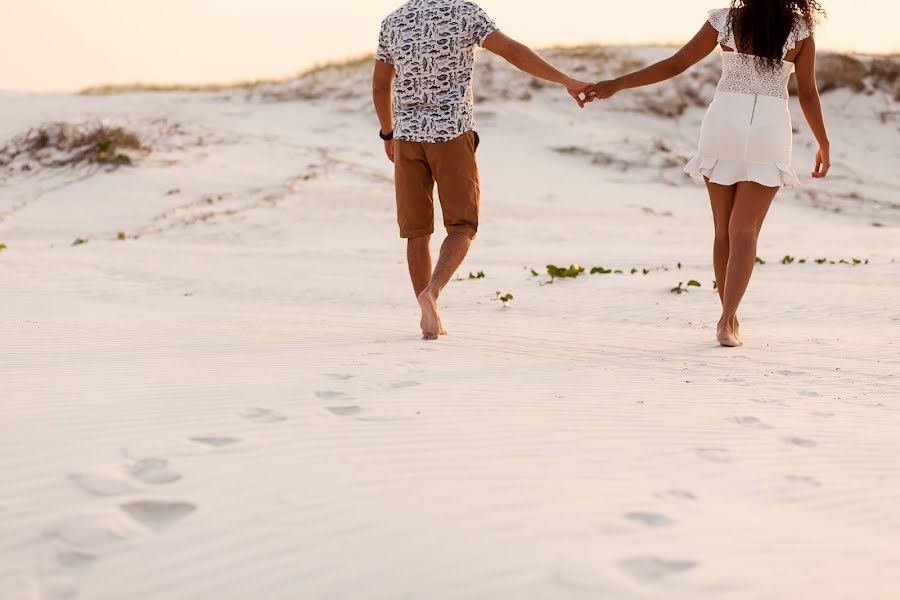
384, 139, 395, 163
585, 78, 624, 101
812, 145, 830, 178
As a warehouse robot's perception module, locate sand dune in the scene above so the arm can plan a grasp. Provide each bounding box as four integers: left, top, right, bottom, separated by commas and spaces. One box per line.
1, 48, 899, 599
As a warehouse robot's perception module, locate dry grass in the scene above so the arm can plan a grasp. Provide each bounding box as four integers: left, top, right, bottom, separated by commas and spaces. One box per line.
0, 122, 147, 171
79, 54, 375, 97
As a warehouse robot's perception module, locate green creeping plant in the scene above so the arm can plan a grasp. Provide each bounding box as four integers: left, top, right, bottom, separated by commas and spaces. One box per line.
671, 282, 687, 294
755, 257, 766, 265
468, 271, 486, 279
0, 243, 7, 251
494, 291, 514, 306
546, 264, 585, 281
590, 266, 613, 274
72, 238, 88, 246
781, 255, 795, 265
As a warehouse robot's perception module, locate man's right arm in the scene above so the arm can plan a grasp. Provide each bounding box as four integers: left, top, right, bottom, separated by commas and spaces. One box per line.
481, 31, 588, 107
372, 60, 396, 162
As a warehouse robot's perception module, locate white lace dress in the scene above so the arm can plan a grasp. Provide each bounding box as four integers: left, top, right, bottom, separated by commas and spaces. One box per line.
684, 8, 813, 189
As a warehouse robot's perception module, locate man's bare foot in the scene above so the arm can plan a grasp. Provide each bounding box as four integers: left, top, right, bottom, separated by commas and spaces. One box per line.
717, 316, 742, 347
417, 288, 443, 340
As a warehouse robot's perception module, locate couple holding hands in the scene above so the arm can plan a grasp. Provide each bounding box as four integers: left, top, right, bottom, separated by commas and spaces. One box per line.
372, 0, 830, 346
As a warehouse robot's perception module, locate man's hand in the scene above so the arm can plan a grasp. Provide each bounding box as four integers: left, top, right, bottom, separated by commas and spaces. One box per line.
384, 139, 395, 163
585, 79, 624, 102
565, 79, 591, 108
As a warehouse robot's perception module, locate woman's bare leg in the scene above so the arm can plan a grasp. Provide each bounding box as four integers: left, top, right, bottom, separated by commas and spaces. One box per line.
706, 180, 737, 335
719, 181, 778, 345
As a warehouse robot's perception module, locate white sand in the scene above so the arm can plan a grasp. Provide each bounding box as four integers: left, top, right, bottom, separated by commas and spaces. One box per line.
2, 49, 899, 599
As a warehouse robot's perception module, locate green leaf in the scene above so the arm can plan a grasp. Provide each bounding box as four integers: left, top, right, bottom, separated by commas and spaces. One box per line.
0, 243, 7, 251
117, 232, 126, 241
687, 280, 701, 287
590, 266, 612, 274
781, 255, 795, 264
72, 238, 88, 246
755, 257, 766, 265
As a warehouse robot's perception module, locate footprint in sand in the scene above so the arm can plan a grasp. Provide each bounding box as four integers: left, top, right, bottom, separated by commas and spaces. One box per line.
127, 458, 181, 485
326, 374, 354, 381
389, 380, 421, 389
783, 437, 817, 448
315, 390, 348, 400
785, 474, 822, 487
811, 411, 835, 418
695, 448, 732, 463
120, 500, 197, 530
56, 549, 100, 570
44, 511, 143, 548
728, 416, 772, 430
798, 390, 821, 397
655, 489, 697, 501
618, 556, 698, 582
240, 408, 287, 423
69, 473, 138, 497
189, 436, 242, 447
325, 405, 363, 416
624, 512, 674, 527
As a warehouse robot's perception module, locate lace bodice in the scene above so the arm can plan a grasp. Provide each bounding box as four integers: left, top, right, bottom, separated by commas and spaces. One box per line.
707, 7, 813, 99
717, 52, 794, 98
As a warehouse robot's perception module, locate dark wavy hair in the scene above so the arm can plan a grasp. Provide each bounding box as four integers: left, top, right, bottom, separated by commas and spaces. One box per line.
727, 0, 827, 71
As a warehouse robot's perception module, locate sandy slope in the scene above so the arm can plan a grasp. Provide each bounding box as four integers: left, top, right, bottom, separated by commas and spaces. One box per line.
1, 49, 899, 600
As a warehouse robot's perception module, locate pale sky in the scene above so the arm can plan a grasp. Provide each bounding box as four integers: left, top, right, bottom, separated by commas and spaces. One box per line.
0, 0, 895, 92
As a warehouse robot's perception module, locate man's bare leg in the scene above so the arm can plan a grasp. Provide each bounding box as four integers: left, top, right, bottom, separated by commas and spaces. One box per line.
417, 232, 471, 340
407, 235, 432, 297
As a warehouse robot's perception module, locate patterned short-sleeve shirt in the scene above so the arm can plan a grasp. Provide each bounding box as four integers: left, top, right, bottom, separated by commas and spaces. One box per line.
376, 0, 498, 143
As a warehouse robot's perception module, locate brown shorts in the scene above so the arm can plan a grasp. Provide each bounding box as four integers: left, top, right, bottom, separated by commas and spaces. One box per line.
394, 131, 480, 239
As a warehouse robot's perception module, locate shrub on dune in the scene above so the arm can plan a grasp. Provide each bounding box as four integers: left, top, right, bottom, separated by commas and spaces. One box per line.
0, 122, 147, 172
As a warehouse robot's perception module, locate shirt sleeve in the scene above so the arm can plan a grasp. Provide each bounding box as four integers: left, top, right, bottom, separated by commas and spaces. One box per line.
376, 24, 394, 64
468, 4, 498, 47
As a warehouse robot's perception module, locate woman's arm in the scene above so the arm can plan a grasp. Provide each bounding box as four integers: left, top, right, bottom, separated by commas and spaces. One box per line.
585, 23, 719, 100
794, 35, 831, 178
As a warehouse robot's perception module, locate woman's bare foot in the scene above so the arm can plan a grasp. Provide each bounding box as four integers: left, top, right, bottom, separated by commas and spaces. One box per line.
417, 288, 443, 340
717, 316, 742, 347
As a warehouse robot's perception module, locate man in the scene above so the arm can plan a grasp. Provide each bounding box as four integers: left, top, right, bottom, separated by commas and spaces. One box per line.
373, 0, 588, 340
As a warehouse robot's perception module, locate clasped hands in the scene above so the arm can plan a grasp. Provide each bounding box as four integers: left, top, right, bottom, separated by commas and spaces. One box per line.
565, 78, 622, 107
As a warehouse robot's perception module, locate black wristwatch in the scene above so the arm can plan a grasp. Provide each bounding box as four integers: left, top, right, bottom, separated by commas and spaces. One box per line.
379, 129, 394, 141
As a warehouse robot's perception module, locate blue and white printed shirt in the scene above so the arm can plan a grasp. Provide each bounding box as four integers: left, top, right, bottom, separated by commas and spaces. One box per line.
376, 0, 498, 143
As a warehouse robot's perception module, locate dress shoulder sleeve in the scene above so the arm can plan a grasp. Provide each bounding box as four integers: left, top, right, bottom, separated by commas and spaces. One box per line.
784, 17, 815, 54
706, 8, 731, 46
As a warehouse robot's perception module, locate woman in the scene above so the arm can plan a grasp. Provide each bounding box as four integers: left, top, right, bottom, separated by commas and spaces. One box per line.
585, 1, 830, 347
